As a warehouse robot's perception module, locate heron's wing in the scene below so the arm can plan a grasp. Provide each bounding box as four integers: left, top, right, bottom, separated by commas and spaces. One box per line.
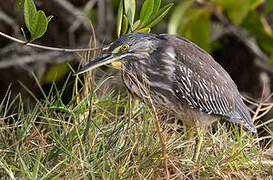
158, 34, 255, 132
173, 59, 235, 118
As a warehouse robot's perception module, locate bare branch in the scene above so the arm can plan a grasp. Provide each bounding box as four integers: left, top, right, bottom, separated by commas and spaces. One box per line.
214, 11, 269, 62
52, 0, 91, 30
255, 58, 273, 74
84, 0, 97, 12
0, 31, 102, 52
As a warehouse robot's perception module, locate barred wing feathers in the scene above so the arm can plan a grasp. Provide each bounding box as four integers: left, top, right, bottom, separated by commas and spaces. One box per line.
158, 34, 256, 132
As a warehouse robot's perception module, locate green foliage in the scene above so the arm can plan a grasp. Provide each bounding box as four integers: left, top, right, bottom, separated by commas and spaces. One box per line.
210, 0, 273, 61
116, 0, 124, 38
140, 0, 154, 26
116, 0, 173, 37
144, 3, 173, 28
136, 27, 151, 33
152, 0, 161, 15
124, 0, 136, 27
23, 0, 53, 42
241, 11, 273, 62
250, 0, 264, 10
168, 1, 211, 52
266, 0, 273, 13
121, 15, 129, 35
24, 0, 36, 31
42, 62, 69, 84
30, 11, 50, 41
15, 0, 25, 10
168, 0, 193, 35
186, 9, 211, 52
168, 0, 273, 56
212, 0, 253, 25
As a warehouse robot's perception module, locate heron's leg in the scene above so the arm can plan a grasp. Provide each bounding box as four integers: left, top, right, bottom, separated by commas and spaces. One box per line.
193, 127, 203, 162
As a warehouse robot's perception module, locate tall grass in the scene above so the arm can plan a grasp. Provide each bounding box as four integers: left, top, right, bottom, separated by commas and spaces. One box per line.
0, 70, 272, 179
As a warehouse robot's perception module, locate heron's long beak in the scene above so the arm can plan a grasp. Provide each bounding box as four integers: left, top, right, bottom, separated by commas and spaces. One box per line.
75, 53, 124, 75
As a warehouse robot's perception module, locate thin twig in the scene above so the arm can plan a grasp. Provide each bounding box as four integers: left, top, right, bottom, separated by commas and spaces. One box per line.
253, 104, 273, 121
81, 37, 94, 143
214, 11, 269, 62
252, 82, 266, 122
82, 22, 97, 143
52, 0, 91, 30
149, 99, 170, 180
0, 32, 101, 52
256, 118, 273, 129
255, 59, 273, 74
0, 113, 17, 121
124, 69, 170, 179
84, 0, 97, 12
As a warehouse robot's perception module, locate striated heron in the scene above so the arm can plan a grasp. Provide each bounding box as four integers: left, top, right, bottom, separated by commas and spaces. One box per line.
76, 32, 256, 162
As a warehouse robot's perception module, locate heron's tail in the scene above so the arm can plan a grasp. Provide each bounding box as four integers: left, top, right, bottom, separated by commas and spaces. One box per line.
231, 94, 257, 133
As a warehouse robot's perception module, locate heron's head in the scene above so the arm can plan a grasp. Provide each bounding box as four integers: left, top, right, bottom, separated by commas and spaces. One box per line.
75, 32, 159, 75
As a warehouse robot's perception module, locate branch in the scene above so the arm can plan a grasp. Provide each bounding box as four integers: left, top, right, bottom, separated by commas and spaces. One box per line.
0, 32, 102, 52
52, 0, 91, 30
84, 0, 97, 12
214, 11, 269, 62
255, 59, 273, 74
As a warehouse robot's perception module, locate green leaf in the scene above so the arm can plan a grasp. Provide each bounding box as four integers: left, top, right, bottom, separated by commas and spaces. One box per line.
140, 0, 154, 26
31, 145, 43, 179
121, 15, 129, 35
249, 0, 263, 10
20, 27, 27, 41
16, 0, 25, 10
117, 0, 123, 38
228, 0, 251, 25
266, 0, 273, 13
145, 3, 174, 28
186, 9, 211, 52
131, 20, 140, 31
47, 15, 54, 23
212, 0, 252, 25
124, 0, 135, 27
43, 62, 69, 84
168, 0, 193, 34
24, 0, 37, 31
136, 27, 151, 33
152, 0, 161, 15
112, 0, 121, 13
241, 11, 273, 54
30, 10, 48, 42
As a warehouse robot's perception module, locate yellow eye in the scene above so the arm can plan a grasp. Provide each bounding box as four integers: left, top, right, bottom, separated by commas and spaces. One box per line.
121, 44, 129, 51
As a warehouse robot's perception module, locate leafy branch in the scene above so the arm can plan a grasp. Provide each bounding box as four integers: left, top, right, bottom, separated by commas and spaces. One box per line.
23, 0, 53, 42
116, 0, 173, 37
